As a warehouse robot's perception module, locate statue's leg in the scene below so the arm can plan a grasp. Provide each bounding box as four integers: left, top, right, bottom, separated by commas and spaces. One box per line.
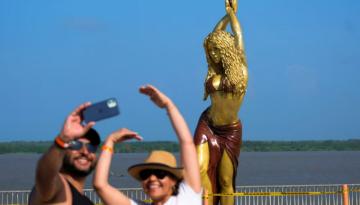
218, 150, 235, 205
196, 142, 214, 205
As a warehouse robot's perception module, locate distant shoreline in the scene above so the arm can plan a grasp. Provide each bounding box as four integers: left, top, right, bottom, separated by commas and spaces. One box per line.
0, 139, 359, 154
1, 151, 360, 190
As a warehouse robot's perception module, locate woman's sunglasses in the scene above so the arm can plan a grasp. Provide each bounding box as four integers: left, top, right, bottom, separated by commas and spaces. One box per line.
67, 140, 98, 153
139, 169, 173, 180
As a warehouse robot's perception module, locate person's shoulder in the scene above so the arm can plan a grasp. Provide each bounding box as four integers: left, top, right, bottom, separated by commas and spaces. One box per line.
29, 174, 72, 205
176, 182, 202, 205
178, 181, 203, 195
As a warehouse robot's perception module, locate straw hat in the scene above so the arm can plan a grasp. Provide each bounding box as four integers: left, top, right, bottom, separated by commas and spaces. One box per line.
128, 150, 183, 181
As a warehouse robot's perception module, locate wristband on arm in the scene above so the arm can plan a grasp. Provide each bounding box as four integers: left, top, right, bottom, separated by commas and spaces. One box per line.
54, 136, 70, 149
101, 145, 114, 153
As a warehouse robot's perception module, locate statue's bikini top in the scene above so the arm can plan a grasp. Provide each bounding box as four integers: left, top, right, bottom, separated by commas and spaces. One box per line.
205, 76, 218, 94
205, 75, 235, 94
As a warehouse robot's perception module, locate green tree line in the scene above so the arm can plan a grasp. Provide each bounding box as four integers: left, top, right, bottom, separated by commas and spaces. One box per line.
0, 139, 359, 154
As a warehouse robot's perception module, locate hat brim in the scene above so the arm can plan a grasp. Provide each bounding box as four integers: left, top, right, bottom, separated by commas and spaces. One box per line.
128, 163, 183, 181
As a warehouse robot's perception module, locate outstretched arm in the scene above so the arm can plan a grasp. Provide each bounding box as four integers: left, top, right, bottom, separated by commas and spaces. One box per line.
139, 85, 202, 193
213, 14, 230, 32
213, 0, 237, 32
35, 102, 95, 202
226, 0, 245, 51
93, 129, 142, 205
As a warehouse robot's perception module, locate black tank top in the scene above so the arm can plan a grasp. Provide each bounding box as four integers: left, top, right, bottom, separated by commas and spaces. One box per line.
67, 181, 94, 205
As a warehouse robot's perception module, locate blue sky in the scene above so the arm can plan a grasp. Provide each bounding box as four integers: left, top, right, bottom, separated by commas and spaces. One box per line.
0, 0, 359, 142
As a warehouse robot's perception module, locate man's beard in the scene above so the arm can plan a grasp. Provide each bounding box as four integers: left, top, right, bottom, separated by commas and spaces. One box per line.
62, 154, 96, 178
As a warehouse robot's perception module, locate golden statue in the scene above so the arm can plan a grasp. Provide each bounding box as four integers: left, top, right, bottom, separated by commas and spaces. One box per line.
194, 0, 248, 204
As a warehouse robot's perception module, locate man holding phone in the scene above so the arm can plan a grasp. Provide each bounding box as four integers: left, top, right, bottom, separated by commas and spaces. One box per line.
29, 102, 100, 205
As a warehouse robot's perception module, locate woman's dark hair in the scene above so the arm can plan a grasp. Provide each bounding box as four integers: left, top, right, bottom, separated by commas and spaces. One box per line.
172, 179, 182, 196
165, 172, 182, 196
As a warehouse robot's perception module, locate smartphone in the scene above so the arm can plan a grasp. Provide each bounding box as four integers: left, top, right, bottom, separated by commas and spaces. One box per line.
82, 98, 120, 123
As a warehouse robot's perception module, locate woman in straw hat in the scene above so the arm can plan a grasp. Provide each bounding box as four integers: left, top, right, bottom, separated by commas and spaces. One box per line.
93, 85, 202, 205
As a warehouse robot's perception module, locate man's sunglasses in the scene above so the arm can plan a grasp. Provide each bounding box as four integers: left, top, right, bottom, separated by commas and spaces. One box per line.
67, 140, 98, 153
139, 169, 173, 180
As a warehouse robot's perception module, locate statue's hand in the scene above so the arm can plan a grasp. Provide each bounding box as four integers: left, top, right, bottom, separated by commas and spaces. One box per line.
226, 0, 237, 13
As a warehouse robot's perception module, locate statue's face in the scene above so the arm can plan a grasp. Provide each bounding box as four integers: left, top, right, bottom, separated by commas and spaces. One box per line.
207, 42, 221, 64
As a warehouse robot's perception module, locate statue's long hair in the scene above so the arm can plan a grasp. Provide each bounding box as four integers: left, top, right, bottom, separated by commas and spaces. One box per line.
203, 30, 247, 99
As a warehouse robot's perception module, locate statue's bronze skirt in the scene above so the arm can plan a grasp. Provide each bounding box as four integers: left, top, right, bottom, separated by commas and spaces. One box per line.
194, 108, 242, 194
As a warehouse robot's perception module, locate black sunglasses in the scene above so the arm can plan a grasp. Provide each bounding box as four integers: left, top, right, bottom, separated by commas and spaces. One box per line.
67, 140, 98, 153
139, 169, 173, 180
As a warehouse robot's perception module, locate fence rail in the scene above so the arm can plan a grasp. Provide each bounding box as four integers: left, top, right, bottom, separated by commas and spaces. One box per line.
1, 184, 359, 205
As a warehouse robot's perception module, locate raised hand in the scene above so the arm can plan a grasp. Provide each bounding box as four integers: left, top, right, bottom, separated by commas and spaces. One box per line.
106, 128, 142, 144
60, 102, 95, 142
139, 85, 171, 109
226, 0, 237, 13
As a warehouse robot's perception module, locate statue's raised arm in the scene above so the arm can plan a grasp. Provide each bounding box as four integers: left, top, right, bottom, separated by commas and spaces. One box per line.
214, 0, 245, 56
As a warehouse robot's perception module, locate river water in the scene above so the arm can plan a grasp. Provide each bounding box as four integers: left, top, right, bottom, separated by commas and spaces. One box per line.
0, 151, 359, 190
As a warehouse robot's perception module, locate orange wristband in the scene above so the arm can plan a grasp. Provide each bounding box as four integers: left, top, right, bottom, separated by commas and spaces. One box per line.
55, 136, 70, 149
101, 145, 113, 153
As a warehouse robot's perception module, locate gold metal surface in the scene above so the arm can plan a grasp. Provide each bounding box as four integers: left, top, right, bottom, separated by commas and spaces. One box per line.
203, 0, 248, 126
197, 143, 214, 205
218, 151, 236, 205
198, 1, 248, 205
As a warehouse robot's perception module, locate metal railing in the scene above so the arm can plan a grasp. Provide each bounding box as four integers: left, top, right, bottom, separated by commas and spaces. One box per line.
1, 184, 359, 205
230, 184, 360, 205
